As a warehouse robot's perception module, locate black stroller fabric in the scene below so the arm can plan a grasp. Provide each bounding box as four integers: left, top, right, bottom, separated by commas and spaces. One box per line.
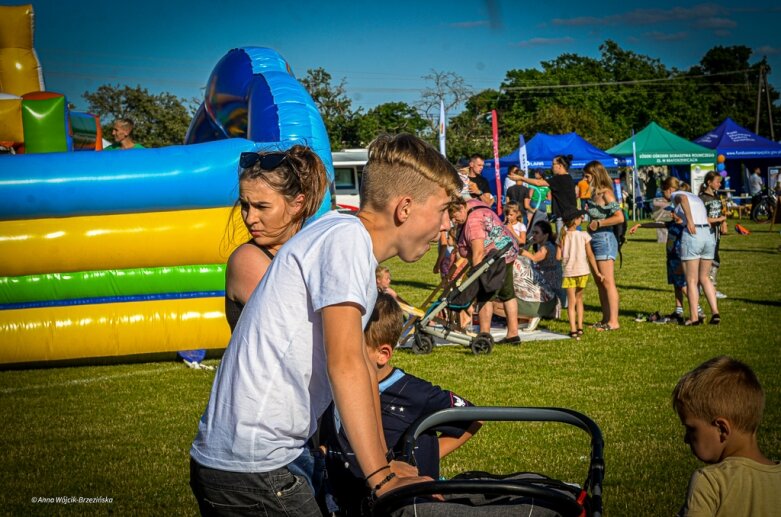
386, 471, 583, 517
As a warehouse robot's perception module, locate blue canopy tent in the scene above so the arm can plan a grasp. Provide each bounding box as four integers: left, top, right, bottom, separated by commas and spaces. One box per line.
694, 117, 781, 159
487, 132, 632, 170
482, 132, 631, 199
694, 117, 781, 193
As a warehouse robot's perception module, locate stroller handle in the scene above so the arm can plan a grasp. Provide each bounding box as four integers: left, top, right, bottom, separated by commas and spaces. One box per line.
396, 406, 604, 516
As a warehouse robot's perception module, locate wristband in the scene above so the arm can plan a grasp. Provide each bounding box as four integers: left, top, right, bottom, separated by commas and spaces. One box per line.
370, 472, 397, 500
365, 464, 390, 481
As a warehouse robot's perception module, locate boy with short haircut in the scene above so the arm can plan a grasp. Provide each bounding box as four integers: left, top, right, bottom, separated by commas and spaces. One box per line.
323, 293, 482, 514
190, 134, 461, 515
672, 356, 781, 517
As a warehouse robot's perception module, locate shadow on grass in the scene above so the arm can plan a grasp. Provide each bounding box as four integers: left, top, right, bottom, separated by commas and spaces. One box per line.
394, 280, 439, 291
723, 297, 781, 308
616, 284, 670, 294
720, 248, 781, 255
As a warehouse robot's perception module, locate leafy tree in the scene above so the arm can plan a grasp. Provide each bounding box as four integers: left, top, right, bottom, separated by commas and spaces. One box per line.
82, 85, 195, 147
355, 102, 428, 146
300, 68, 361, 150
688, 46, 779, 137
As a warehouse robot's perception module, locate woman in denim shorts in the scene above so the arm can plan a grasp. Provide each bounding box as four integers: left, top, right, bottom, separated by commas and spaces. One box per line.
583, 162, 625, 331
661, 177, 720, 325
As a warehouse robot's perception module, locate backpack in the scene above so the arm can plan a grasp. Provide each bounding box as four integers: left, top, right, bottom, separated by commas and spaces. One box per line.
612, 208, 628, 267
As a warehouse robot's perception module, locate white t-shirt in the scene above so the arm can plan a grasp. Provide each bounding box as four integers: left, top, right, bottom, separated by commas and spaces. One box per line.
672, 191, 709, 226
503, 176, 517, 198
511, 221, 526, 237
749, 173, 764, 196
191, 212, 378, 472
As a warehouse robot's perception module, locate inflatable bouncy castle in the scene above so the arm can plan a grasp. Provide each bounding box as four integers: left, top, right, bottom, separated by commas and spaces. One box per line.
0, 5, 103, 153
0, 13, 333, 365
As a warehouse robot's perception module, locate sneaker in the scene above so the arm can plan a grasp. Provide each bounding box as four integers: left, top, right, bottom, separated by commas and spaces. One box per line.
716, 291, 727, 299
497, 335, 521, 345
665, 312, 684, 324
522, 317, 541, 332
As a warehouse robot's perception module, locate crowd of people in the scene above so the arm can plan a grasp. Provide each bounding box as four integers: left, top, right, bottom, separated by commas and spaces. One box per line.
183, 134, 776, 516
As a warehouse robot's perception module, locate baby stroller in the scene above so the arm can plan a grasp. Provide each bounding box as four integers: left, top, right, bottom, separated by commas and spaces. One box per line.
373, 406, 604, 517
402, 241, 514, 355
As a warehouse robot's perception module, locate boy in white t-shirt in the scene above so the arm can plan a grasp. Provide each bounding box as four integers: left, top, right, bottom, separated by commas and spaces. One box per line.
189, 134, 461, 515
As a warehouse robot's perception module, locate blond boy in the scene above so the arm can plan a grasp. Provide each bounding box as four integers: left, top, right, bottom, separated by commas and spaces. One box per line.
190, 134, 461, 515
672, 356, 781, 516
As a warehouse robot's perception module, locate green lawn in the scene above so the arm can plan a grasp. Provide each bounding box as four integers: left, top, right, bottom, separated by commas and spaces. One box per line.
1, 221, 779, 516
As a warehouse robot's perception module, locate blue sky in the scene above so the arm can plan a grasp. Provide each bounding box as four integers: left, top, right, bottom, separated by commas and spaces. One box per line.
20, 1, 781, 115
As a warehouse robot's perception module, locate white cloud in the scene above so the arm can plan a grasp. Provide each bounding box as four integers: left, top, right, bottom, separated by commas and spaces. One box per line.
645, 31, 689, 42
756, 45, 780, 55
514, 37, 575, 48
448, 20, 490, 29
553, 4, 730, 27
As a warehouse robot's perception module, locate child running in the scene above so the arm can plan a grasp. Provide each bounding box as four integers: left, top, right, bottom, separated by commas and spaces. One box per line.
556, 208, 603, 339
673, 356, 781, 516
322, 293, 482, 514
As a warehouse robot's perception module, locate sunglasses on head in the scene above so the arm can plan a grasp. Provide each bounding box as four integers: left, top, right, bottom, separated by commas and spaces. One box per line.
239, 151, 288, 171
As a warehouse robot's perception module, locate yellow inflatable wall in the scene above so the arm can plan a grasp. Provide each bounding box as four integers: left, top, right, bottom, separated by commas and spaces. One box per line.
0, 4, 45, 97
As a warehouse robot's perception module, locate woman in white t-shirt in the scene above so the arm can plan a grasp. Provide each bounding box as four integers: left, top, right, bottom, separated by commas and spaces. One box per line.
661, 176, 720, 325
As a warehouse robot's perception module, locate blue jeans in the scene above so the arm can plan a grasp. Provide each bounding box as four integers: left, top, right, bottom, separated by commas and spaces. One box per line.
190, 454, 322, 516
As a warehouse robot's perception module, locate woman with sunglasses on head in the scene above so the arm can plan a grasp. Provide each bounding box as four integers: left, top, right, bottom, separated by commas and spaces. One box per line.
224, 146, 329, 331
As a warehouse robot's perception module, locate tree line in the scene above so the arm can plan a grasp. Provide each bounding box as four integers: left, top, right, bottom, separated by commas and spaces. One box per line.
83, 41, 779, 159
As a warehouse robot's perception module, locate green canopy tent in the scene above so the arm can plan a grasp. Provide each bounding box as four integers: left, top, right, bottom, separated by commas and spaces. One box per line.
608, 122, 716, 219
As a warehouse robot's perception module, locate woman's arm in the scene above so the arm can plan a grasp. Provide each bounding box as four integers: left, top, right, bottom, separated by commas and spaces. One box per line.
587, 189, 624, 231
470, 238, 486, 265
225, 244, 272, 305
521, 243, 549, 263
628, 222, 666, 234
585, 242, 604, 282
675, 194, 696, 234
520, 176, 550, 187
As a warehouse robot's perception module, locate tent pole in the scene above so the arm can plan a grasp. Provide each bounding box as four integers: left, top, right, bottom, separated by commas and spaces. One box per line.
631, 129, 638, 221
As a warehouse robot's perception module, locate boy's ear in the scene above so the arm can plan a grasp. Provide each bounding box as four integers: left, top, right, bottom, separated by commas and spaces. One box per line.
714, 417, 731, 441
376, 343, 394, 366
393, 196, 414, 224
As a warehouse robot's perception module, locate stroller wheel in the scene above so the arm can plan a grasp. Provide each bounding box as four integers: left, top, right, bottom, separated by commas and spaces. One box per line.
470, 333, 494, 355
412, 333, 435, 355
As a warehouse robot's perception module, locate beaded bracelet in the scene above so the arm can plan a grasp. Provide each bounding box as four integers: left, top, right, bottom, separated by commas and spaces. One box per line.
364, 464, 390, 481
370, 472, 397, 500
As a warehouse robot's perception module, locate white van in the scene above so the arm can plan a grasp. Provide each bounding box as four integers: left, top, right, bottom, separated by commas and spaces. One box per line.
331, 149, 367, 212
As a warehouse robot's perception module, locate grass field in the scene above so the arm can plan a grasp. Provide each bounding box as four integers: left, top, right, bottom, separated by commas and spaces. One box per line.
1, 221, 779, 516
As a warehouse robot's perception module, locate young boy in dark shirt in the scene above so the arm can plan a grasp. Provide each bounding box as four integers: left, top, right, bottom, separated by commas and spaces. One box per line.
322, 293, 482, 514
